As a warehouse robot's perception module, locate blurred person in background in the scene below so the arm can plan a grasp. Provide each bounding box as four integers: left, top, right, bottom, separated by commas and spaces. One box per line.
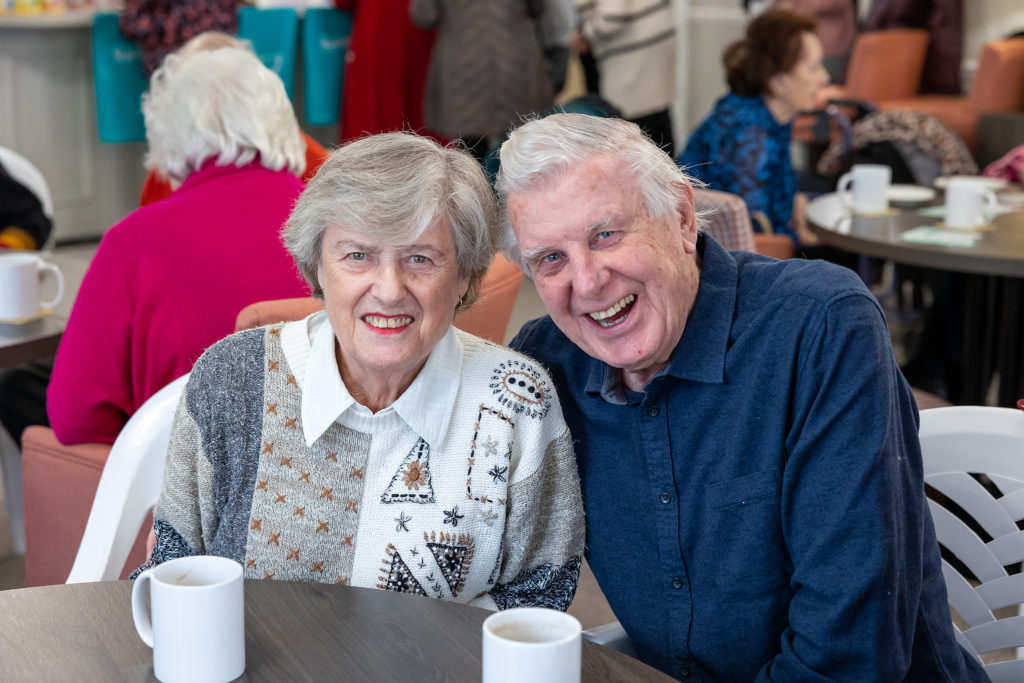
334, 0, 436, 143
119, 0, 241, 76
42, 45, 311, 446
678, 8, 828, 247
771, 0, 858, 83
137, 31, 329, 207
571, 0, 677, 153
409, 0, 573, 160
865, 0, 962, 95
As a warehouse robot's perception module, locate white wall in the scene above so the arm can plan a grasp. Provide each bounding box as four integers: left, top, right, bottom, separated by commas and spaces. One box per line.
965, 0, 1024, 62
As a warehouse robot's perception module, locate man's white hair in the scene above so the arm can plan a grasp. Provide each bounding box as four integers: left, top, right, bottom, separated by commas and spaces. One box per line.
495, 114, 706, 268
142, 46, 305, 184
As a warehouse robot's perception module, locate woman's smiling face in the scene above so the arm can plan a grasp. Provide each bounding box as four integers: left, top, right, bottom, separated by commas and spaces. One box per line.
318, 219, 469, 395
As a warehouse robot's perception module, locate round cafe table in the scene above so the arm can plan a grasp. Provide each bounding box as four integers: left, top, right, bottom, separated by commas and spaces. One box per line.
807, 193, 1024, 406
0, 580, 674, 682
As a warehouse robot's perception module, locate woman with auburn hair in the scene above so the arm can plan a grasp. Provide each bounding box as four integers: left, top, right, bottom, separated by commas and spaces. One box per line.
678, 8, 829, 247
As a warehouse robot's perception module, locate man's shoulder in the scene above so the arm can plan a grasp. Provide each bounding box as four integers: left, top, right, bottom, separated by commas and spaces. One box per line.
733, 252, 875, 312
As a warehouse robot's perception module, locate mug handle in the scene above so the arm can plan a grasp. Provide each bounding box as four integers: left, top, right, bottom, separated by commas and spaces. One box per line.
836, 172, 854, 210
38, 262, 64, 311
982, 190, 999, 224
131, 570, 155, 648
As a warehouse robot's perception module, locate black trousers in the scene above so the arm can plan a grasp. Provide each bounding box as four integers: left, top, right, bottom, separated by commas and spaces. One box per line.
0, 357, 52, 443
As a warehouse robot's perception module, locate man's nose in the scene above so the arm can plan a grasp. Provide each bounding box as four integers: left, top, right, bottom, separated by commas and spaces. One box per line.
570, 251, 609, 298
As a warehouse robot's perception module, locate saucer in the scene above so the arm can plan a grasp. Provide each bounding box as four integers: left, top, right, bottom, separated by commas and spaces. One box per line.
887, 185, 936, 204
0, 308, 53, 325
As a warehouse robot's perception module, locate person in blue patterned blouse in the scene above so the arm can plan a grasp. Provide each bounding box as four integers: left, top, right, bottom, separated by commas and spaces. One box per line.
678, 9, 828, 246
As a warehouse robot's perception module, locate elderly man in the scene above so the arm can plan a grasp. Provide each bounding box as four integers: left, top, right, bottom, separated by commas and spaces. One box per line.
498, 114, 986, 681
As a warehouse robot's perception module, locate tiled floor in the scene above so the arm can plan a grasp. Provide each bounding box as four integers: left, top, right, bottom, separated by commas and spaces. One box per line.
0, 242, 618, 628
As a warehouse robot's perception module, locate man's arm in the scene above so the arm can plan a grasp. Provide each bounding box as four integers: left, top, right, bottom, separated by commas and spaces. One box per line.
758, 291, 925, 680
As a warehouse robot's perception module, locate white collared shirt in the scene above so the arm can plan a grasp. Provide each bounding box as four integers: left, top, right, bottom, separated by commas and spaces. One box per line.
281, 311, 463, 450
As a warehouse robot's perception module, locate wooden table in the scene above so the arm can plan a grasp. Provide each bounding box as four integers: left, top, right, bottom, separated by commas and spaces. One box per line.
807, 193, 1024, 406
0, 580, 674, 682
0, 314, 65, 369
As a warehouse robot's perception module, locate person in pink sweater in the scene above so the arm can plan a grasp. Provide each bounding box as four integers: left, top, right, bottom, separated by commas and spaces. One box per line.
46, 46, 310, 445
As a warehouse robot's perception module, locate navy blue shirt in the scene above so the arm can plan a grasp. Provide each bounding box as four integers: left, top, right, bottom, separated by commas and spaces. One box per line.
511, 235, 986, 681
678, 93, 796, 239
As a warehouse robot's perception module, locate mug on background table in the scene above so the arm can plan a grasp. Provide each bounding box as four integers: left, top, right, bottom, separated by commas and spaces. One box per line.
0, 252, 63, 321
944, 177, 999, 230
482, 607, 582, 683
132, 555, 245, 683
838, 164, 892, 215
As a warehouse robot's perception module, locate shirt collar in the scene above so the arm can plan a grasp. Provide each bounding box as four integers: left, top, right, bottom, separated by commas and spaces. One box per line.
585, 233, 738, 401
299, 315, 463, 448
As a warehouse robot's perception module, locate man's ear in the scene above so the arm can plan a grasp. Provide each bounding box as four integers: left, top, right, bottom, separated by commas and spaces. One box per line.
677, 183, 699, 255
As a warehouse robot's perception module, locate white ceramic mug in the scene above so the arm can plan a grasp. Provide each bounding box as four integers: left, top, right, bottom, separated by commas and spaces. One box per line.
945, 177, 998, 229
0, 252, 64, 320
482, 607, 582, 683
837, 164, 892, 214
132, 556, 245, 683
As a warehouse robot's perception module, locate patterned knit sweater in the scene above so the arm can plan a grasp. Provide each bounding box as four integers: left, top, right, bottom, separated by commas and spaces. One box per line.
140, 314, 585, 611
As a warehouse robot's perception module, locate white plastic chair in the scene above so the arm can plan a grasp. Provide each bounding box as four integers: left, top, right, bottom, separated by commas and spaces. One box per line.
920, 405, 1024, 682
582, 620, 637, 659
65, 373, 189, 584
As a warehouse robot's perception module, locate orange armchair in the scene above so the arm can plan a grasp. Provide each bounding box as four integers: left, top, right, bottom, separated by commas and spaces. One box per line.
20, 256, 522, 587
879, 39, 1024, 154
814, 29, 929, 108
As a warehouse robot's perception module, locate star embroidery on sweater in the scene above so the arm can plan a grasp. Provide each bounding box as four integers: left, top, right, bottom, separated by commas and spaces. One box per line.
293, 506, 305, 517
280, 456, 292, 468
250, 519, 262, 531
287, 548, 300, 561
298, 471, 310, 483
264, 571, 275, 580
326, 452, 338, 462
443, 506, 464, 527
341, 535, 353, 546
262, 441, 274, 454
268, 533, 281, 546
394, 512, 412, 532
268, 360, 279, 372
480, 435, 499, 457
350, 467, 363, 479
256, 480, 268, 491
336, 577, 347, 585
246, 558, 256, 569
321, 487, 333, 501
285, 417, 297, 429
409, 547, 419, 556
275, 494, 286, 503
312, 562, 324, 573
269, 327, 281, 336
286, 374, 297, 386
479, 506, 498, 526
316, 520, 329, 533
265, 402, 277, 415
488, 465, 507, 484
418, 558, 426, 569
345, 500, 358, 513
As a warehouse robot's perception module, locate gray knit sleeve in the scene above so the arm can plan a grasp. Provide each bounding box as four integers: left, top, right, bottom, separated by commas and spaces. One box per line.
490, 429, 585, 611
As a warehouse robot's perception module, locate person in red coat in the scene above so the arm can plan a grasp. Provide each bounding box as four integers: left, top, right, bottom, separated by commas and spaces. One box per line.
334, 0, 436, 142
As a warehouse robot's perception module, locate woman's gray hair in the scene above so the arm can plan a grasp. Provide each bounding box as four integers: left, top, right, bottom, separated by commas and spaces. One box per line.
142, 47, 305, 184
283, 132, 500, 308
495, 114, 707, 266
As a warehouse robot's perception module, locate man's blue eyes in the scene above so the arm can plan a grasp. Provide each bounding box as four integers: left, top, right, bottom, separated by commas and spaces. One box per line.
542, 253, 562, 263
349, 252, 365, 261
597, 230, 613, 240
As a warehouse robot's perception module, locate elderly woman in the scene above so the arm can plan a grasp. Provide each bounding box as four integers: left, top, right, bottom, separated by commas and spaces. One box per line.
44, 46, 310, 445
678, 9, 829, 246
139, 133, 585, 611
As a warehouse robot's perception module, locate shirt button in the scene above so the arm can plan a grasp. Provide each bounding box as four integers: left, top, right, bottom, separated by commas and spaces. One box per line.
672, 576, 684, 589
680, 664, 692, 678
659, 492, 671, 504
647, 405, 660, 417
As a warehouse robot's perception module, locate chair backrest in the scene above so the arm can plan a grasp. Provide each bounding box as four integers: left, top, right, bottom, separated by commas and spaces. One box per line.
235, 255, 524, 344
920, 405, 1024, 681
692, 188, 756, 252
843, 29, 929, 103
91, 12, 148, 143
968, 39, 1024, 115
0, 146, 54, 219
65, 374, 189, 583
238, 7, 299, 100
301, 7, 352, 126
